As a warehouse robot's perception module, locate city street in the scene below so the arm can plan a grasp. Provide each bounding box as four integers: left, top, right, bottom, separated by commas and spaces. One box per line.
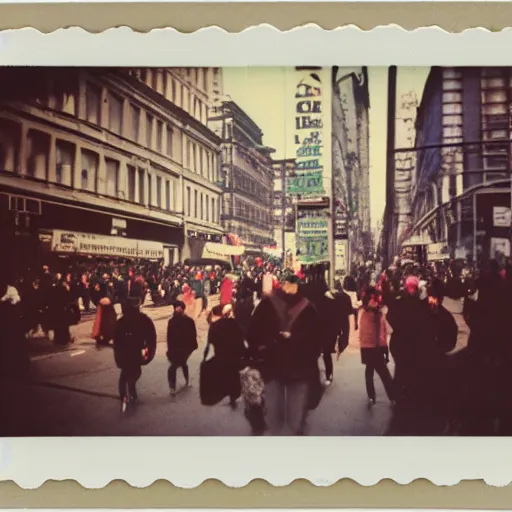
1, 298, 469, 437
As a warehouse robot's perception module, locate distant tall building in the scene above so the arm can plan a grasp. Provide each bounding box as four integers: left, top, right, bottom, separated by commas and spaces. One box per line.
407, 66, 512, 266
332, 66, 371, 269
391, 91, 419, 255
209, 99, 275, 252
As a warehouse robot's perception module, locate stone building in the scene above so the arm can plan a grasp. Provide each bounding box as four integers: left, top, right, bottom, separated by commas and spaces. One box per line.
332, 66, 371, 270
0, 67, 224, 275
208, 99, 275, 253
386, 91, 420, 260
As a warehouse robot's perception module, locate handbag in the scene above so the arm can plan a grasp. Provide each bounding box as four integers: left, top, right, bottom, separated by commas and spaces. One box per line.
200, 356, 230, 406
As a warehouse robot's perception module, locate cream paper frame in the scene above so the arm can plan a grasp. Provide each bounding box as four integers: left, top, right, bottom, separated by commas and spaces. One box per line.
0, 24, 511, 488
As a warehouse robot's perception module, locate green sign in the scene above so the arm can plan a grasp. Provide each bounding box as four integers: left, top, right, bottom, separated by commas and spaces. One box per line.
296, 216, 329, 264
287, 171, 324, 195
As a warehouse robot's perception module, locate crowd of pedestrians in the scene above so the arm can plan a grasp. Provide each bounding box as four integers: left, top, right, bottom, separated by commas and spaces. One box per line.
3, 247, 512, 436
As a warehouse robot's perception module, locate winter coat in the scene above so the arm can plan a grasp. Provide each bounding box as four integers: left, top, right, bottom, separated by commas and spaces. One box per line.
205, 317, 246, 365
246, 289, 321, 383
316, 291, 349, 354
91, 297, 117, 341
234, 296, 254, 337
431, 304, 458, 355
359, 307, 389, 366
113, 311, 157, 370
334, 290, 353, 353
204, 316, 246, 400
50, 285, 75, 329
386, 294, 435, 364
220, 278, 233, 306
166, 314, 198, 364
359, 308, 388, 349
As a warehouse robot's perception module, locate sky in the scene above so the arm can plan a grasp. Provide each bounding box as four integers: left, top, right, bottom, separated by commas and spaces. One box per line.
223, 66, 430, 228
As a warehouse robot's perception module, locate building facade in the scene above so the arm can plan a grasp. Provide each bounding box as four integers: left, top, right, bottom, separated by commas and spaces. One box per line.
0, 67, 224, 275
385, 91, 420, 260
332, 66, 371, 271
406, 66, 512, 266
272, 158, 296, 256
209, 100, 275, 252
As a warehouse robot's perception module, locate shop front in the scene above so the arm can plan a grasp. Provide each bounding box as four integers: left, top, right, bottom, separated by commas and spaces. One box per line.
475, 190, 511, 266
426, 242, 450, 263
2, 189, 184, 277
401, 234, 433, 265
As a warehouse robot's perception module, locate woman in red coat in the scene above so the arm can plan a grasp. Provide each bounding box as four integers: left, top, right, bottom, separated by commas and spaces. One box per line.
92, 297, 117, 348
358, 286, 395, 406
220, 276, 233, 307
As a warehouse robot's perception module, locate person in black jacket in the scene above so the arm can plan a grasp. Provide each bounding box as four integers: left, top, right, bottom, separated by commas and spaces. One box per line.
167, 301, 198, 396
113, 297, 157, 411
246, 275, 322, 435
204, 304, 246, 409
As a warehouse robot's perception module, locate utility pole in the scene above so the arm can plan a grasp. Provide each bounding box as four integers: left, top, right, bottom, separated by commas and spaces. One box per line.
383, 65, 397, 269
281, 162, 286, 261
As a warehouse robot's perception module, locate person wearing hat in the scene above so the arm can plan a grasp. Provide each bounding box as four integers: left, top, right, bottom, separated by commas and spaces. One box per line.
166, 301, 198, 396
246, 274, 321, 435
386, 273, 437, 420
113, 297, 157, 412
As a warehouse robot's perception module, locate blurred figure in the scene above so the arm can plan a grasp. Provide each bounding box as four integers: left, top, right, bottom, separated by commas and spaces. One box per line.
204, 304, 246, 409
246, 275, 321, 435
91, 296, 117, 348
166, 301, 198, 396
113, 297, 157, 412
358, 286, 395, 406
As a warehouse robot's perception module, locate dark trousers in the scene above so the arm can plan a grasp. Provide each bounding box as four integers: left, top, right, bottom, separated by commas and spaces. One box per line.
119, 366, 142, 400
353, 309, 359, 329
323, 353, 333, 380
54, 325, 70, 345
365, 360, 394, 401
81, 290, 90, 312
168, 363, 189, 389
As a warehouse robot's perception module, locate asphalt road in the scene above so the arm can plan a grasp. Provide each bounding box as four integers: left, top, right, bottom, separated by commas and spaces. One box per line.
1, 297, 469, 437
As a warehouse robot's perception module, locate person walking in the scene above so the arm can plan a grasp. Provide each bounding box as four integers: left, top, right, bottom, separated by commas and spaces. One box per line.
166, 301, 198, 396
204, 304, 246, 409
246, 274, 322, 435
113, 297, 157, 412
91, 296, 117, 349
343, 276, 361, 331
52, 281, 76, 346
358, 286, 395, 406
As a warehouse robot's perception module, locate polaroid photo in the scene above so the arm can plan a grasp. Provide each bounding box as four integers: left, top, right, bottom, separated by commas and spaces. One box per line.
0, 25, 512, 488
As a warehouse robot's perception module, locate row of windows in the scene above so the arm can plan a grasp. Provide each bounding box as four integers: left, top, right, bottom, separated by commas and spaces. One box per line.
84, 82, 219, 183
17, 127, 185, 215
185, 185, 219, 224
479, 69, 512, 172
186, 140, 218, 182
232, 167, 271, 202
227, 198, 272, 226
131, 68, 210, 126
86, 82, 175, 157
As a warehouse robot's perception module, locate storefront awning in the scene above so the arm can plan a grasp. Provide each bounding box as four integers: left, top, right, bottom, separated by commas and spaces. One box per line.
202, 242, 245, 258
427, 242, 450, 261
401, 234, 433, 247
51, 230, 164, 260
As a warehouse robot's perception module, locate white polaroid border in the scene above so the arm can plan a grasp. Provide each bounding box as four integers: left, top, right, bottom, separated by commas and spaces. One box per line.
1, 25, 512, 489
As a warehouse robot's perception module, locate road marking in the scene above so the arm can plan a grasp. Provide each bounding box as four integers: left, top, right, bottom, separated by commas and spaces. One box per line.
70, 350, 86, 357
